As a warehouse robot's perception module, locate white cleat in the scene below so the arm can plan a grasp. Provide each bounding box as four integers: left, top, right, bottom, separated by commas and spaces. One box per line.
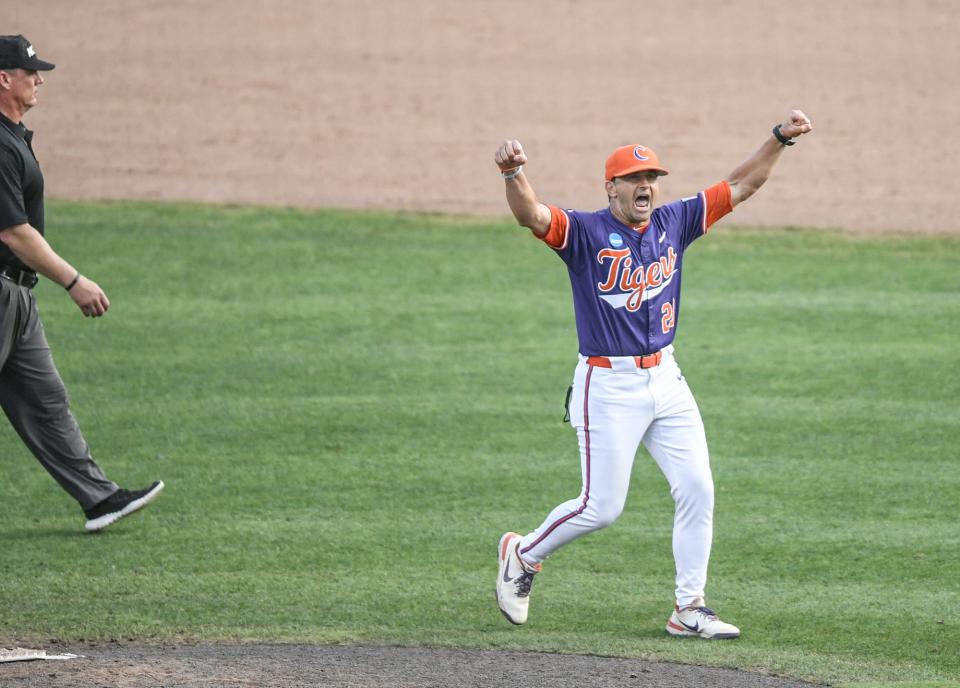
666, 604, 741, 639
495, 532, 540, 625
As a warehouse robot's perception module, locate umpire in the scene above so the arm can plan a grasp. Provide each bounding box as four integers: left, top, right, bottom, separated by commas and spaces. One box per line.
0, 35, 163, 532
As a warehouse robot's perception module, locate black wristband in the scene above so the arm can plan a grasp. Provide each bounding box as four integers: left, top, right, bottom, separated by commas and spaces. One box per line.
772, 124, 795, 146
65, 271, 80, 291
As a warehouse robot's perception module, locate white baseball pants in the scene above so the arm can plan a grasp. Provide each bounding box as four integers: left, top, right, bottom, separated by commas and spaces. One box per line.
517, 347, 715, 607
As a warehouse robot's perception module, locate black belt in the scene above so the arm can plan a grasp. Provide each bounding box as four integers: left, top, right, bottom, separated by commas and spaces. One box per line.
0, 264, 39, 288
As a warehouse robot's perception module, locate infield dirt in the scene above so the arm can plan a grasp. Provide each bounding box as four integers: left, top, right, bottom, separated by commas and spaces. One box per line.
8, 0, 960, 234
2, 643, 825, 688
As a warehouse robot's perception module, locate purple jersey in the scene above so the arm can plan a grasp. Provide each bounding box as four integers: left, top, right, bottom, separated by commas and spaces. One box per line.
544, 182, 732, 357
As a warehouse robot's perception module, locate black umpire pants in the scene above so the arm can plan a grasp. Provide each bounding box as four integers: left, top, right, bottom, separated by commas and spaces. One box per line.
0, 276, 117, 510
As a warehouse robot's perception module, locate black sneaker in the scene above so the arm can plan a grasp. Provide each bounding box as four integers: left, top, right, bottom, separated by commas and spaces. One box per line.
84, 481, 165, 532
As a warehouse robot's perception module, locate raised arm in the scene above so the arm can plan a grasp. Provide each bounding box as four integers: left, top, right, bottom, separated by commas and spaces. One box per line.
727, 110, 812, 207
494, 140, 552, 238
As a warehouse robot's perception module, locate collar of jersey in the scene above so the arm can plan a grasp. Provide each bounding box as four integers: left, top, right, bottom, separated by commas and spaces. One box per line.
604, 207, 650, 234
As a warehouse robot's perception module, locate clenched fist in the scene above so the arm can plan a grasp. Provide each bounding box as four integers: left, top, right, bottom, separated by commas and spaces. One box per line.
779, 109, 812, 140
495, 140, 528, 172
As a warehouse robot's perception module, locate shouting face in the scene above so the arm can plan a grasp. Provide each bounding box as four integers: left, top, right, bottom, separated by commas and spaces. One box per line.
606, 170, 661, 228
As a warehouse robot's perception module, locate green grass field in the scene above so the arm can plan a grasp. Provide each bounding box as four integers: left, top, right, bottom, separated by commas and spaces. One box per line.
0, 199, 957, 687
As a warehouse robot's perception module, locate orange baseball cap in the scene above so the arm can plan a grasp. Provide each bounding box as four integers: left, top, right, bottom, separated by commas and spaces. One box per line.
604, 145, 669, 181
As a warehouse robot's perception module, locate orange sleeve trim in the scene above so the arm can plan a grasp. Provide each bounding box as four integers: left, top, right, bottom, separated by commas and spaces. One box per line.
540, 205, 569, 249
703, 180, 733, 232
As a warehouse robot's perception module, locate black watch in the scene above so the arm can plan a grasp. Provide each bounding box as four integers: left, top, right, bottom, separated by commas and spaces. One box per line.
772, 124, 795, 146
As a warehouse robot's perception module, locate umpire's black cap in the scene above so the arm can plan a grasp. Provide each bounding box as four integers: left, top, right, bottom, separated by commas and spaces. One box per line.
0, 35, 55, 71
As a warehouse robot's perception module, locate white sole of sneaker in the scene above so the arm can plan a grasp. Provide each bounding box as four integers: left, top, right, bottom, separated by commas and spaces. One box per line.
496, 532, 524, 625
85, 481, 165, 532
666, 620, 740, 640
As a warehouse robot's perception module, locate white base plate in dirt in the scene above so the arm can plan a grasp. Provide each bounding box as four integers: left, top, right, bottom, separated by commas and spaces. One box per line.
0, 648, 80, 663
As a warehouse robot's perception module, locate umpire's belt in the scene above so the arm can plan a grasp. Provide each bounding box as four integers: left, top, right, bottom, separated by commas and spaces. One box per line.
587, 351, 662, 369
0, 264, 39, 288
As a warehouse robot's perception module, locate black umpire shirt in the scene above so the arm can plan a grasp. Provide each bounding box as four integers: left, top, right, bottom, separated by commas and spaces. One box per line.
0, 110, 44, 271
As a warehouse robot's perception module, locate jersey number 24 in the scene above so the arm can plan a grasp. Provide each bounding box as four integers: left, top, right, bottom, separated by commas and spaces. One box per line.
661, 299, 676, 334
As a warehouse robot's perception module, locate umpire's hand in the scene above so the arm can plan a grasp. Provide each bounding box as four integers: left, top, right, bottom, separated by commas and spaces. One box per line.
69, 276, 110, 317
